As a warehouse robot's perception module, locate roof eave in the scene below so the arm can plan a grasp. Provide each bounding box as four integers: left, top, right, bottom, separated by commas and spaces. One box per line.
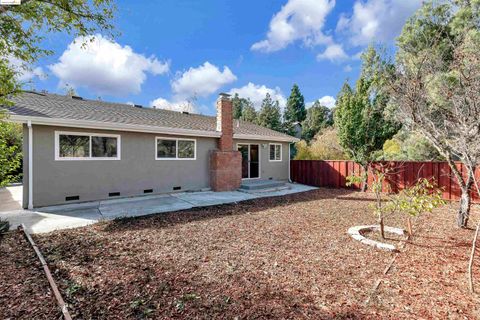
8, 115, 222, 138
233, 133, 299, 143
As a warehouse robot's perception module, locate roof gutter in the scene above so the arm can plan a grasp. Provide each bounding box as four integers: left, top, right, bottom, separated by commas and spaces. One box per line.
8, 115, 222, 138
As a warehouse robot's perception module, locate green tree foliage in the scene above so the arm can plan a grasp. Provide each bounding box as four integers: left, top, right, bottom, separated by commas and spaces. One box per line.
388, 0, 480, 227
240, 100, 257, 123
385, 178, 446, 236
0, 0, 116, 187
231, 93, 249, 120
0, 121, 22, 187
335, 46, 400, 190
301, 101, 331, 141
294, 140, 311, 160
257, 93, 282, 132
0, 0, 117, 105
284, 84, 306, 135
380, 130, 443, 161
294, 127, 347, 160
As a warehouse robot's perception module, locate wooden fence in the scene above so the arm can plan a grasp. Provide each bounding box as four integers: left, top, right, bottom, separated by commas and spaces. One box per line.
290, 160, 480, 202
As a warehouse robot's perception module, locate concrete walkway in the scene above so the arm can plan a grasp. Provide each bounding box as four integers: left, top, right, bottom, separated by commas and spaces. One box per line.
1, 183, 317, 234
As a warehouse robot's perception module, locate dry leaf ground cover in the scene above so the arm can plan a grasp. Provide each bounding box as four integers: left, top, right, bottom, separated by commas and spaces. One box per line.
0, 231, 60, 319
1, 188, 480, 319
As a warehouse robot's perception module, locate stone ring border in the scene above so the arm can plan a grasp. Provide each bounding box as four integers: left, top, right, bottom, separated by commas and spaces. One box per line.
347, 225, 407, 252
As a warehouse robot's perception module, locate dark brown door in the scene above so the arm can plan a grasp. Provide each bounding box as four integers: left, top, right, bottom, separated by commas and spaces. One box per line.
249, 144, 259, 178
238, 144, 249, 179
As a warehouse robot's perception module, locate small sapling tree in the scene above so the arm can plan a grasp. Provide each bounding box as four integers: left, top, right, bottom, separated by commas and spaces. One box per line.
347, 168, 390, 239
348, 170, 446, 240
386, 179, 446, 236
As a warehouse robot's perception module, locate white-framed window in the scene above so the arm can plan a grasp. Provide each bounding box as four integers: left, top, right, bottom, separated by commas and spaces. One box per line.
55, 131, 121, 160
156, 137, 196, 160
269, 143, 282, 162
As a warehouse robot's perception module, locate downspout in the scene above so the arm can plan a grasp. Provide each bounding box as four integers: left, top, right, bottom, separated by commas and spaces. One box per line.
27, 121, 33, 210
288, 142, 292, 183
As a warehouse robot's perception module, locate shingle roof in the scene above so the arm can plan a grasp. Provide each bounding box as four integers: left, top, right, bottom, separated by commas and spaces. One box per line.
5, 92, 297, 141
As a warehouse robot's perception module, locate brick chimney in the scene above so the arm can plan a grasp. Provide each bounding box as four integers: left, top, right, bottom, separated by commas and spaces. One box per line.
216, 93, 234, 151
209, 93, 242, 191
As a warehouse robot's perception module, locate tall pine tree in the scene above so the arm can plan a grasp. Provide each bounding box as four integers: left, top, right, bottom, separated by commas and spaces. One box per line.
241, 99, 257, 122
231, 93, 245, 119
284, 84, 306, 135
257, 93, 282, 132
301, 101, 331, 142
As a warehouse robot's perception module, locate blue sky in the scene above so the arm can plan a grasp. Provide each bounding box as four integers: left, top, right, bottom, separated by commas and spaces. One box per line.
19, 0, 422, 115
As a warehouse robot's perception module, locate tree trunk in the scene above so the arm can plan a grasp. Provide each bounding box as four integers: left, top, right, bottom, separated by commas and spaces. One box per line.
379, 216, 385, 239
457, 187, 471, 228
406, 217, 413, 237
446, 158, 473, 228
361, 164, 369, 192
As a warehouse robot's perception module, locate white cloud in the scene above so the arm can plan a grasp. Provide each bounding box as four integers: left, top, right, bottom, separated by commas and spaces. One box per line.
171, 62, 237, 99
343, 64, 353, 72
7, 56, 46, 82
49, 34, 169, 96
228, 82, 287, 110
337, 0, 422, 46
316, 44, 348, 62
251, 0, 336, 52
310, 95, 336, 108
150, 97, 197, 113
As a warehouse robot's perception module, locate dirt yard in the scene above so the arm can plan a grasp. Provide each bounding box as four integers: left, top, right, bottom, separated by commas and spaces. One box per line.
1, 188, 479, 319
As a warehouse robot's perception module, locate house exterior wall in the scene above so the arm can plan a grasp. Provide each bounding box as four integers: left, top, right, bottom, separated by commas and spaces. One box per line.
234, 139, 290, 181
22, 125, 292, 208
27, 125, 217, 207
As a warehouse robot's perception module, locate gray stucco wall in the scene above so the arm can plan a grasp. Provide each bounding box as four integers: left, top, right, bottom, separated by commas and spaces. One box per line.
28, 125, 217, 207
234, 139, 290, 181
23, 125, 292, 208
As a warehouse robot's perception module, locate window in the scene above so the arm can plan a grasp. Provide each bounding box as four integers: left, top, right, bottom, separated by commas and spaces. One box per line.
269, 143, 282, 161
156, 137, 196, 160
55, 131, 120, 160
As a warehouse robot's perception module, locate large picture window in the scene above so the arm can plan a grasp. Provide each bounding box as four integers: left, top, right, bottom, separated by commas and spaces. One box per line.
156, 137, 196, 160
55, 131, 120, 160
269, 143, 282, 161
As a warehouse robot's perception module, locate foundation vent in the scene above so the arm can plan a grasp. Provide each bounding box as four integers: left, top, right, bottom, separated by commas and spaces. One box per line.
143, 189, 153, 194
109, 192, 121, 197
65, 195, 80, 201
173, 186, 182, 191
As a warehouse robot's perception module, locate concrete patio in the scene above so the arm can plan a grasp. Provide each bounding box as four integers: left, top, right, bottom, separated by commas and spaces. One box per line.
0, 183, 317, 234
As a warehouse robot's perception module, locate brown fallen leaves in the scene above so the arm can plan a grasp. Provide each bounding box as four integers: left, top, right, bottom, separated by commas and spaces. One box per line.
0, 231, 60, 319
1, 188, 479, 319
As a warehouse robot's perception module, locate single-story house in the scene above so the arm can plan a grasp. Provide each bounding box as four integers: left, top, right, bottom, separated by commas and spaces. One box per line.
4, 91, 298, 209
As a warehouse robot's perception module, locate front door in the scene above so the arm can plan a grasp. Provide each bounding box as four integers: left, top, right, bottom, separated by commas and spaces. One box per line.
238, 144, 260, 179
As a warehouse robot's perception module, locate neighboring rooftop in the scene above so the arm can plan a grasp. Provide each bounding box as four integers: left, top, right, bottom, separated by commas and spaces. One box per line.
4, 91, 297, 142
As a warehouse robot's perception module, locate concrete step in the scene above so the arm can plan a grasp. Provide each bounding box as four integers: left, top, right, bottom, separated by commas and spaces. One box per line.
240, 179, 286, 190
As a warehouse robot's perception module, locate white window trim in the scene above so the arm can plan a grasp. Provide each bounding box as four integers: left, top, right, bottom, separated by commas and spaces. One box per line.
55, 131, 121, 161
269, 143, 282, 162
155, 136, 196, 160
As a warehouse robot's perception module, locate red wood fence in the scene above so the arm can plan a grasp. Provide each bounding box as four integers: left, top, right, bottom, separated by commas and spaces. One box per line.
290, 160, 480, 202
